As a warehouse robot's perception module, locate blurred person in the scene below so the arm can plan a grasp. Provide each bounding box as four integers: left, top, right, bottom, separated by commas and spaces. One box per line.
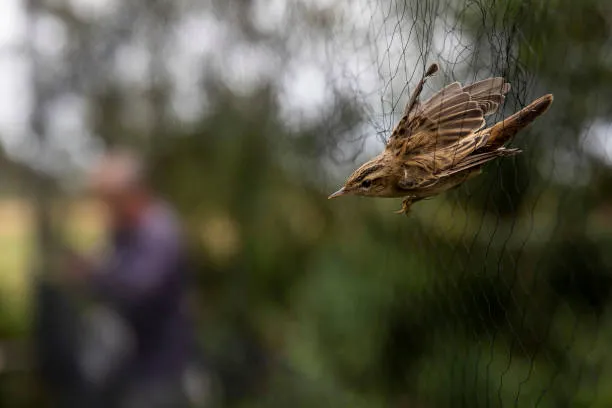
63, 149, 195, 408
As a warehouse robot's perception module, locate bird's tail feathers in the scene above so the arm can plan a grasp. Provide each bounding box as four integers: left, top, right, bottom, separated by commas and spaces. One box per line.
485, 94, 553, 149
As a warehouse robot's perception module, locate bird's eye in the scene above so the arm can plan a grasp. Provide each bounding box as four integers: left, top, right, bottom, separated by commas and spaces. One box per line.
361, 179, 372, 188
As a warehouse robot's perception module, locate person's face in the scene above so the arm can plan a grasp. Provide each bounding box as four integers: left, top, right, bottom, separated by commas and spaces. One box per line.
89, 155, 148, 228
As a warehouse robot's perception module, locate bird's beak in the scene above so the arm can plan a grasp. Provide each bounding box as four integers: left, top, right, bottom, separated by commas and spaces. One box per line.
328, 187, 347, 199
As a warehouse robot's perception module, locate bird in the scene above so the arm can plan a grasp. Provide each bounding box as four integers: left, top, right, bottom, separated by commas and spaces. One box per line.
328, 63, 553, 216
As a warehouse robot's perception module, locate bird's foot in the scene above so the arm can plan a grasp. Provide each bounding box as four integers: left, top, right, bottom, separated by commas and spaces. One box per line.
394, 198, 413, 216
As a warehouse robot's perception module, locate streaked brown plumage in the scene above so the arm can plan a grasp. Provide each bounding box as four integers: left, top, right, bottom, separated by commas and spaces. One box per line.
329, 63, 554, 215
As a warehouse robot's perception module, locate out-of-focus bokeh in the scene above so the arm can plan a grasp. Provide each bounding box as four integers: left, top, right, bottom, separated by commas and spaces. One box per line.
1, 0, 612, 406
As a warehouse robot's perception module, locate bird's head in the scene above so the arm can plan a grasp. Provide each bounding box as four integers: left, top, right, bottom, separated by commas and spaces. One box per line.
328, 157, 394, 199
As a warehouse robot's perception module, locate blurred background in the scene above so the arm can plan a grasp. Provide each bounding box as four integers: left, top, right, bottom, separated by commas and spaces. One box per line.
1, 0, 612, 406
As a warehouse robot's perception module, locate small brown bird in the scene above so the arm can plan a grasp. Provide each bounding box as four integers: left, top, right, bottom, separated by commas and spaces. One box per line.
328, 63, 553, 215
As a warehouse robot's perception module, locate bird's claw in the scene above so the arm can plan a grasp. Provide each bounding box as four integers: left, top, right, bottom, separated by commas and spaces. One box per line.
394, 198, 413, 216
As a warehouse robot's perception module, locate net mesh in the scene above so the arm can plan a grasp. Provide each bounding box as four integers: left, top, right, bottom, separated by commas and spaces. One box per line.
2, 0, 609, 406
320, 0, 607, 406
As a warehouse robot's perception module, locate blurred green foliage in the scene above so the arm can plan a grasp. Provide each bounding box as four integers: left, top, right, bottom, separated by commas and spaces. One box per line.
2, 0, 612, 407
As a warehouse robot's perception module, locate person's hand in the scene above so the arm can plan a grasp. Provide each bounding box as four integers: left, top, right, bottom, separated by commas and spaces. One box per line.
51, 248, 91, 288
64, 251, 90, 281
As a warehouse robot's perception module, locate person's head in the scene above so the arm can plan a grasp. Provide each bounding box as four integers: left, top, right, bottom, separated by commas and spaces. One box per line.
89, 149, 152, 227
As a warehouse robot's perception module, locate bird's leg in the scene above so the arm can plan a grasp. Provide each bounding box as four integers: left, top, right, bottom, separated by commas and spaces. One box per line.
394, 197, 414, 216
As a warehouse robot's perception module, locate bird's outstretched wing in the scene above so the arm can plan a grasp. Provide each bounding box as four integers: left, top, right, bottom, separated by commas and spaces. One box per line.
386, 64, 510, 157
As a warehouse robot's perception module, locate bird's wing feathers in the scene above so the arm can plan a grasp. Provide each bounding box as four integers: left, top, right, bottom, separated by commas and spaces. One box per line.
462, 78, 510, 116
387, 76, 510, 156
397, 132, 490, 189
438, 147, 521, 178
